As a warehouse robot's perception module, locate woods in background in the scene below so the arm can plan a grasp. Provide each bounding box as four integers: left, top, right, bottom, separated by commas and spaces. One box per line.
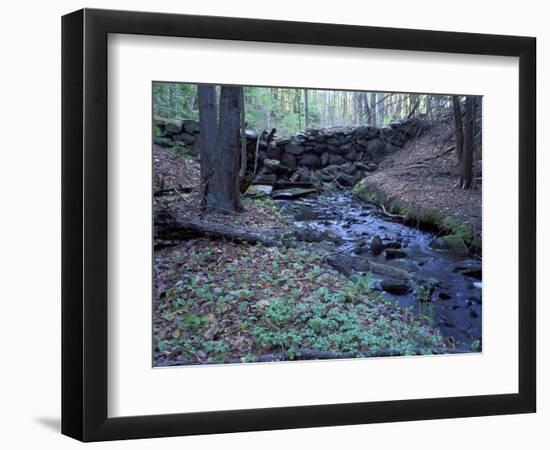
153, 83, 474, 137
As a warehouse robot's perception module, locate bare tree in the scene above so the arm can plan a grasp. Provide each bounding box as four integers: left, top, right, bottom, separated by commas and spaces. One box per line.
198, 85, 243, 212
198, 85, 217, 207
370, 92, 377, 126
461, 96, 475, 189
304, 88, 309, 129
452, 96, 464, 186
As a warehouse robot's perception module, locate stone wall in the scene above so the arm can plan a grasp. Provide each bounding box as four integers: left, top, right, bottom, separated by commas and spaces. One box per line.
154, 118, 425, 187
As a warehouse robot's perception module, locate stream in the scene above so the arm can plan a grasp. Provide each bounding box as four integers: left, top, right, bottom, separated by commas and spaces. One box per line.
275, 190, 482, 352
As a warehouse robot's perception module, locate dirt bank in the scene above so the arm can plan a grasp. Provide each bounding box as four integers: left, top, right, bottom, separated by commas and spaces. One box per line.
353, 117, 482, 256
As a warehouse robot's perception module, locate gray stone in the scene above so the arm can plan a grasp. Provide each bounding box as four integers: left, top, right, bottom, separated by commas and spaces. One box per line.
339, 143, 352, 151
379, 279, 411, 296
341, 162, 357, 175
336, 173, 358, 187
276, 137, 291, 145
173, 132, 196, 144
365, 139, 385, 159
245, 129, 259, 139
254, 171, 277, 184
344, 149, 357, 161
385, 248, 408, 260
164, 122, 182, 134
328, 154, 346, 165
263, 159, 281, 170
370, 235, 384, 255
182, 120, 200, 134
299, 153, 320, 168
281, 153, 297, 169
380, 126, 394, 140
271, 188, 317, 200
308, 144, 328, 155
154, 136, 174, 148
285, 142, 305, 155
354, 126, 379, 140
266, 142, 281, 160
320, 152, 329, 166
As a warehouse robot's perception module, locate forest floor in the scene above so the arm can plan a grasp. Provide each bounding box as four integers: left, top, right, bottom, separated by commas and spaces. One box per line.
353, 120, 482, 255
153, 145, 447, 366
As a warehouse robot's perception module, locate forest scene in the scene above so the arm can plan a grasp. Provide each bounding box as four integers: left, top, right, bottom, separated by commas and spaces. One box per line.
153, 82, 482, 367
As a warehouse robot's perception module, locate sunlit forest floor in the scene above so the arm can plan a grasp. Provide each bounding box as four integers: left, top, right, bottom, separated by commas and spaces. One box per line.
153, 146, 450, 366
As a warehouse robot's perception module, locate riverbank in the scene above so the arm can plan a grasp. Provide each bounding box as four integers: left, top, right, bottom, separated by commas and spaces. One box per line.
352, 122, 482, 256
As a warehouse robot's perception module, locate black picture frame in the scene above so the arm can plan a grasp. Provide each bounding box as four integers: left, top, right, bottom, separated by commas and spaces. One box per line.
62, 8, 536, 442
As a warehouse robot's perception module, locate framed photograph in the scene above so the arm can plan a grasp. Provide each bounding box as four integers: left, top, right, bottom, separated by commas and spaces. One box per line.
62, 8, 536, 442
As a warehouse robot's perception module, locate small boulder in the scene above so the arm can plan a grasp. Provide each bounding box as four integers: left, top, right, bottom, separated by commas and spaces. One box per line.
344, 149, 358, 161
271, 188, 317, 200
254, 170, 277, 184
173, 132, 195, 144
380, 126, 394, 140
453, 261, 482, 280
182, 119, 200, 134
285, 142, 305, 155
245, 129, 259, 140
370, 235, 384, 255
354, 126, 379, 140
281, 153, 297, 169
263, 159, 281, 171
299, 153, 320, 168
458, 267, 482, 280
164, 121, 182, 134
379, 279, 411, 296
266, 142, 281, 160
336, 173, 357, 187
385, 248, 408, 260
328, 154, 346, 165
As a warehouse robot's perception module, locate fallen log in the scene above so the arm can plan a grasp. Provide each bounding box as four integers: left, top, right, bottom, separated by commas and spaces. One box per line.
155, 346, 460, 366
380, 204, 406, 220
154, 209, 278, 246
153, 185, 193, 197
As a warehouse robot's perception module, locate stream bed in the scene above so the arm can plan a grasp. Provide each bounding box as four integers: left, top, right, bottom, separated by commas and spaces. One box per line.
275, 190, 482, 352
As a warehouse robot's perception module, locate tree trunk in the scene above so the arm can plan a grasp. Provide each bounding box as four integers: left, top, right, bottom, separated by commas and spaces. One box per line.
304, 88, 309, 129
452, 95, 464, 187
363, 93, 371, 124
239, 88, 247, 177
370, 92, 377, 126
378, 93, 385, 125
206, 86, 243, 212
396, 95, 402, 118
197, 85, 217, 206
461, 96, 475, 189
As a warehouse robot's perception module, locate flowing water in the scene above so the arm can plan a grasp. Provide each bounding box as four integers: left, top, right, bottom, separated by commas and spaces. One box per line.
276, 190, 482, 352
